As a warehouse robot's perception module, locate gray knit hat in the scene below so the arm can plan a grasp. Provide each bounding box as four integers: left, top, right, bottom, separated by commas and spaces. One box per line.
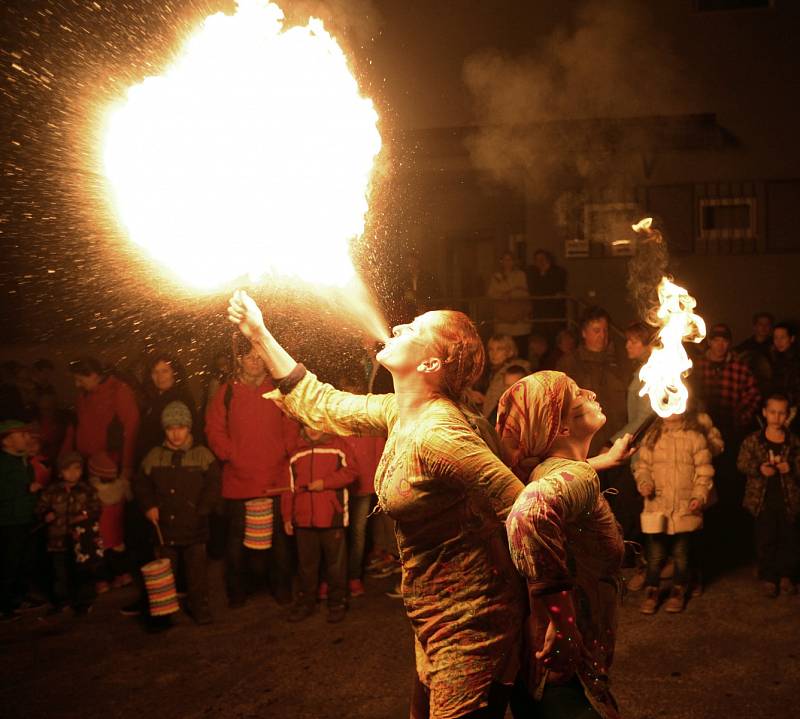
161, 400, 192, 429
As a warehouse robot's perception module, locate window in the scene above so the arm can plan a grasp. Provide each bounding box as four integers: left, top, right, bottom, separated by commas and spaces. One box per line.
582, 203, 642, 258
697, 197, 757, 253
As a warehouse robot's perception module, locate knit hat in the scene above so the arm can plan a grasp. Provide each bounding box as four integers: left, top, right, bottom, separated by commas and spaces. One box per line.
58, 451, 84, 471
161, 400, 192, 429
88, 451, 118, 479
0, 419, 32, 439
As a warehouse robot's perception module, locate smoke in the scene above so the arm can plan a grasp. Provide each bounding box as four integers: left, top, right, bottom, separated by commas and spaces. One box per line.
281, 0, 383, 50
627, 218, 670, 326
463, 0, 693, 191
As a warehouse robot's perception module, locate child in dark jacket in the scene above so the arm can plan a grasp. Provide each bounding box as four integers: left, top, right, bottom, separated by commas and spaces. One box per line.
737, 393, 800, 596
135, 401, 221, 624
37, 452, 103, 614
283, 426, 357, 624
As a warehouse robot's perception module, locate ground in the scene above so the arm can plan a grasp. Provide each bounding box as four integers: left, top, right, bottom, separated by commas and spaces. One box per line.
2, 563, 799, 719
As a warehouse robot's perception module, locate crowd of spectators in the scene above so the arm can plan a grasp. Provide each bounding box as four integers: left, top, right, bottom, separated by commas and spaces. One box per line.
0, 287, 798, 627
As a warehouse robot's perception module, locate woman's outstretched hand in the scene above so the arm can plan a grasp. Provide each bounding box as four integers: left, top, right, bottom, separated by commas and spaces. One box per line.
228, 290, 267, 341
589, 434, 635, 472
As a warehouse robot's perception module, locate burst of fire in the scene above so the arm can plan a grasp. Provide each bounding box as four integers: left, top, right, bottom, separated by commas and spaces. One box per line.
101, 0, 381, 295
634, 218, 706, 417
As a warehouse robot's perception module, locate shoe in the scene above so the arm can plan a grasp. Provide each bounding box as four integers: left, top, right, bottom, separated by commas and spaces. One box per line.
227, 594, 247, 609
626, 568, 646, 592
95, 581, 111, 595
273, 588, 293, 606
72, 604, 93, 617
371, 561, 402, 579
348, 579, 365, 598
120, 599, 143, 617
327, 605, 346, 623
366, 555, 401, 577
112, 573, 133, 589
664, 585, 686, 613
386, 582, 402, 599
287, 603, 315, 623
639, 586, 659, 615
17, 598, 47, 613
762, 581, 779, 598
0, 610, 22, 623
190, 607, 214, 625
317, 582, 328, 601
146, 616, 173, 633
46, 604, 69, 616
779, 577, 797, 595
365, 552, 391, 570
690, 581, 704, 598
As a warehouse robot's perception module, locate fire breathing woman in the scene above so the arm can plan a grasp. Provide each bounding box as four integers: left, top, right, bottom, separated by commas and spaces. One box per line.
228, 290, 526, 719
498, 371, 625, 719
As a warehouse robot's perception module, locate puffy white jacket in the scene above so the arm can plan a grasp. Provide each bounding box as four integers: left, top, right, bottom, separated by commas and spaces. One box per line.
634, 424, 714, 534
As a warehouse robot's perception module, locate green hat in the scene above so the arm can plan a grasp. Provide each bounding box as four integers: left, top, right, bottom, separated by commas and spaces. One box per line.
161, 401, 192, 429
0, 420, 32, 439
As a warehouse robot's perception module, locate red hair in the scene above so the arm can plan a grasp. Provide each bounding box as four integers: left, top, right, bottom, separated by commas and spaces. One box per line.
422, 310, 485, 402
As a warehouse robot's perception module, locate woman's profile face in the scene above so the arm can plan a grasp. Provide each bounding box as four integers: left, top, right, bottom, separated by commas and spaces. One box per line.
151, 360, 176, 393
377, 313, 436, 372
563, 379, 606, 438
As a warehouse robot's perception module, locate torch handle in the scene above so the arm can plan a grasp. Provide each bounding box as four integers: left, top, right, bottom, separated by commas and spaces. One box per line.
631, 412, 659, 447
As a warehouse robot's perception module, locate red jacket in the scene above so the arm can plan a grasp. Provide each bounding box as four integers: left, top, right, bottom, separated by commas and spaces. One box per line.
344, 436, 386, 496
283, 434, 357, 529
205, 378, 299, 499
61, 375, 140, 474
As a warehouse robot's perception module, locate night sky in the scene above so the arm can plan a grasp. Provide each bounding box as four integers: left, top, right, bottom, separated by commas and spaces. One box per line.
1, 1, 797, 358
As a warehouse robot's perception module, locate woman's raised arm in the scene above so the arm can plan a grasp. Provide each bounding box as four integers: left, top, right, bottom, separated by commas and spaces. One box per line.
227, 290, 297, 379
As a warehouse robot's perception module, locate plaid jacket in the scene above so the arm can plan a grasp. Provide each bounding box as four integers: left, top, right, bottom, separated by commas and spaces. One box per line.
694, 353, 760, 435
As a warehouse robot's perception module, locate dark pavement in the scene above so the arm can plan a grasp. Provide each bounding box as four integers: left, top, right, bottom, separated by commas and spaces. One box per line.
1, 562, 798, 719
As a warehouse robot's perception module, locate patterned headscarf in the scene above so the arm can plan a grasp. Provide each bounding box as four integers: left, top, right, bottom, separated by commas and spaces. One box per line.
496, 370, 571, 481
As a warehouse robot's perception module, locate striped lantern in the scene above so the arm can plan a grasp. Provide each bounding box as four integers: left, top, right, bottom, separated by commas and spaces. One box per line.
141, 558, 180, 616
243, 497, 273, 550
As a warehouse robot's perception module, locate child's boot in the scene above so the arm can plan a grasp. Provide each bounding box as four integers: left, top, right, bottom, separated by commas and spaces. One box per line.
639, 586, 659, 614
288, 600, 315, 623
327, 603, 346, 624
664, 585, 686, 613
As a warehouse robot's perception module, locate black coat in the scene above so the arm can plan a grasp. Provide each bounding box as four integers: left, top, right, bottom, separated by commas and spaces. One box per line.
135, 442, 220, 546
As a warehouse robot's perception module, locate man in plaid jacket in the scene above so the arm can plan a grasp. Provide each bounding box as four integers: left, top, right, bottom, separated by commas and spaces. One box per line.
695, 324, 761, 442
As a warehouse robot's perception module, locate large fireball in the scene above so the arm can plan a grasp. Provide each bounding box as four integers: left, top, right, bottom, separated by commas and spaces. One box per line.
101, 0, 381, 290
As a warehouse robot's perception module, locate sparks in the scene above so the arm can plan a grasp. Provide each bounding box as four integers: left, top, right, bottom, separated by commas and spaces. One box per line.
101, 0, 382, 291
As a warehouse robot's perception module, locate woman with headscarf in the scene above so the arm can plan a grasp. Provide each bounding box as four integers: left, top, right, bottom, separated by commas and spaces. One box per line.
497, 371, 626, 719
227, 290, 526, 719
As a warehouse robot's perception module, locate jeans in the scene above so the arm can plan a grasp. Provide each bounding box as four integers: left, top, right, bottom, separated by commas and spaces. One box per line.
645, 532, 692, 587
348, 494, 373, 580
51, 550, 95, 610
0, 524, 32, 613
160, 543, 209, 616
295, 527, 346, 608
225, 497, 293, 602
755, 490, 798, 582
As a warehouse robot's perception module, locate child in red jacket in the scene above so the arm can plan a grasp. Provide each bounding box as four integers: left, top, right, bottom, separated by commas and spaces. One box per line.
283, 426, 357, 624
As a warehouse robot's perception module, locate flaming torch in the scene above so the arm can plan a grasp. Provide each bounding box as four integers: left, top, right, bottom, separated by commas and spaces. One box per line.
100, 0, 388, 340
631, 218, 707, 443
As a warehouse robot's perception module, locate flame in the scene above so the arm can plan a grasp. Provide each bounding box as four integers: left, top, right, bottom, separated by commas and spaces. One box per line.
634, 219, 706, 417
101, 0, 381, 292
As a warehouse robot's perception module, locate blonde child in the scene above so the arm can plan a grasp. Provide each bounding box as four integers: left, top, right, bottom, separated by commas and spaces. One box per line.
635, 409, 715, 613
